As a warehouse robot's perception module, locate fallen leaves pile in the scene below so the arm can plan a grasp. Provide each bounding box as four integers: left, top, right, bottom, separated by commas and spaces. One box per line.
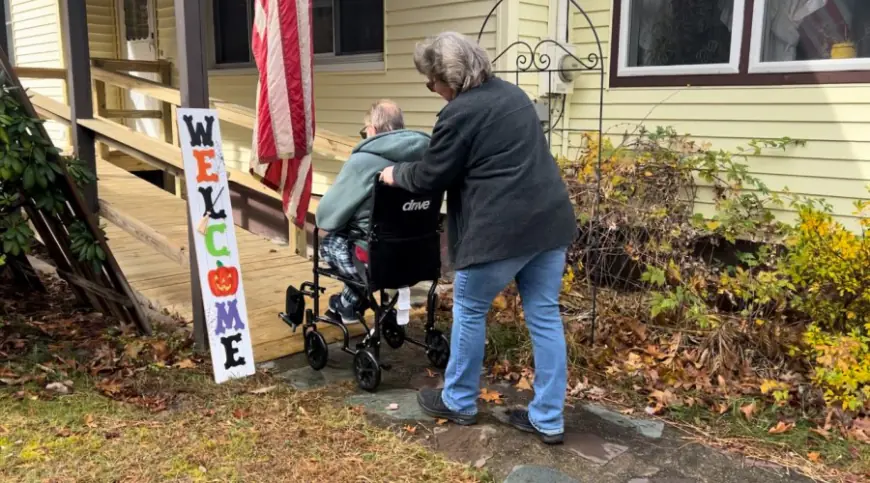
0, 277, 197, 412
0, 276, 479, 482
467, 286, 870, 482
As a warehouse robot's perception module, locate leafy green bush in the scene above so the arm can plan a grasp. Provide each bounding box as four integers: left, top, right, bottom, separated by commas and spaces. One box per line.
0, 77, 102, 270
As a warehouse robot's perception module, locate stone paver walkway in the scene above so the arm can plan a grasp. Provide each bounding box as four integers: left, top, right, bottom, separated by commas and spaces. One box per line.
262, 329, 815, 483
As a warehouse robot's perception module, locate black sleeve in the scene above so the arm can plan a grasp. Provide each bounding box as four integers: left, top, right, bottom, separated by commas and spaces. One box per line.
392, 120, 469, 193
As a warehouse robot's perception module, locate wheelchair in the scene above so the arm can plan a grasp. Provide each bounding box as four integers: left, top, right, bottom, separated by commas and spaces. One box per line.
279, 182, 451, 392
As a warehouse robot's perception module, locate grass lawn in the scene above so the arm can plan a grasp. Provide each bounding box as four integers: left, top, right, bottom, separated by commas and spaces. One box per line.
0, 278, 480, 483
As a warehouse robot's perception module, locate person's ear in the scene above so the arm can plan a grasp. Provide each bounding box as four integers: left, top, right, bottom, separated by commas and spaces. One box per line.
366, 125, 377, 137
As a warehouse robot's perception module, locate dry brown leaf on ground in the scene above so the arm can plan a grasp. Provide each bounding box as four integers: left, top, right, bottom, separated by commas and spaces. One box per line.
650, 389, 677, 407
436, 419, 448, 425
516, 377, 533, 392
404, 425, 417, 434
479, 388, 504, 404
124, 341, 144, 360
849, 417, 870, 443
740, 402, 756, 420
809, 427, 831, 440
645, 404, 664, 416
249, 385, 277, 394
174, 359, 196, 369
807, 452, 821, 463
95, 378, 122, 395
148, 340, 172, 362
492, 295, 508, 311
768, 421, 794, 434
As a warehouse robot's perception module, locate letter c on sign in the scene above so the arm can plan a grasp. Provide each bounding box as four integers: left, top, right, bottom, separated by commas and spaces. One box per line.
205, 223, 231, 257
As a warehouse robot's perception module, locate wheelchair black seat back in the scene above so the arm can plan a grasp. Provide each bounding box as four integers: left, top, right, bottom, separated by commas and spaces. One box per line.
280, 182, 450, 392
363, 183, 442, 291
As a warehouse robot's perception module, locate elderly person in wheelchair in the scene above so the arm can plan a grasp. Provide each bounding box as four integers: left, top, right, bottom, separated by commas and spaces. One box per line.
314, 100, 428, 324
280, 100, 451, 392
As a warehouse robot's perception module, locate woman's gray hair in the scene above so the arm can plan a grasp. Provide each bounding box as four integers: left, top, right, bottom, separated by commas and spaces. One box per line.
413, 31, 493, 93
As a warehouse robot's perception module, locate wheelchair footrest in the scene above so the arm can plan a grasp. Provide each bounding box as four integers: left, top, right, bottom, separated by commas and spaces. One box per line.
279, 312, 302, 333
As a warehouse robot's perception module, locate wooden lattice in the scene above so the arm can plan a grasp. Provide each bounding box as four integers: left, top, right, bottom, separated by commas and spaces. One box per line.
0, 48, 150, 334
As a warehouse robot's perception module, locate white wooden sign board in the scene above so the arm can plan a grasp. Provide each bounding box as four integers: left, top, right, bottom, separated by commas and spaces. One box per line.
178, 108, 256, 384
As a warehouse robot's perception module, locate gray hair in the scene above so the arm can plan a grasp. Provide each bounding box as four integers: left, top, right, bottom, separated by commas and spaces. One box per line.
414, 31, 493, 93
364, 99, 405, 133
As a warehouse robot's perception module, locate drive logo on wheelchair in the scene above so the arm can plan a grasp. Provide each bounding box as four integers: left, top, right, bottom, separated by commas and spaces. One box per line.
402, 199, 431, 212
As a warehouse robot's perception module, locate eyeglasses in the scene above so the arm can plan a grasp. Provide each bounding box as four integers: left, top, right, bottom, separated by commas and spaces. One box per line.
359, 127, 368, 140
426, 80, 435, 92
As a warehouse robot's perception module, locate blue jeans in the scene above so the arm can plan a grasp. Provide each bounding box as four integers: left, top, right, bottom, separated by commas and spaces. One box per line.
442, 248, 568, 435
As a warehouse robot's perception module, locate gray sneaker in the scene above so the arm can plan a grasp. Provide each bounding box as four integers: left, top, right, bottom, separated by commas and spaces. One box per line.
328, 294, 360, 324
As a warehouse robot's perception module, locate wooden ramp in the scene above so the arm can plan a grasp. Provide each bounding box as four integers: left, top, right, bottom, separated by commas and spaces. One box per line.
97, 159, 361, 362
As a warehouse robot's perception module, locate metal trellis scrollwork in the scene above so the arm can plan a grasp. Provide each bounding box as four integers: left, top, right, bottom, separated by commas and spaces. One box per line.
477, 0, 606, 343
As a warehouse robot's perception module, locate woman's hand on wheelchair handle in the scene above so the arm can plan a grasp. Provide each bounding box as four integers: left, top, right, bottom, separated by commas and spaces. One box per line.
379, 166, 396, 186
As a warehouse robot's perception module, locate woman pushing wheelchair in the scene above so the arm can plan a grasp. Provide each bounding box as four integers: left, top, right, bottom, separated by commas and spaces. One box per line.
380, 32, 576, 445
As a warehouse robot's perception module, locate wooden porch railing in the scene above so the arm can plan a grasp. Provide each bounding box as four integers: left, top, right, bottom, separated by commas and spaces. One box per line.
14, 58, 355, 252
16, 59, 355, 162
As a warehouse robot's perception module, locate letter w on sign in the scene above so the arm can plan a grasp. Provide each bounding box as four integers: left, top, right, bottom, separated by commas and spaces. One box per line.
249, 0, 315, 228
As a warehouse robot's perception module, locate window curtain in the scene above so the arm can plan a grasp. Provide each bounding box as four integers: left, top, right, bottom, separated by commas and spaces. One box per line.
762, 0, 828, 61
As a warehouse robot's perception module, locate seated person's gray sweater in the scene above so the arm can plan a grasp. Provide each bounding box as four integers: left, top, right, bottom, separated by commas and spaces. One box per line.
316, 129, 431, 243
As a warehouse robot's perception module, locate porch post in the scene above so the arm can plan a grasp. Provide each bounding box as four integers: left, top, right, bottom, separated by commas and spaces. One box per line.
174, 0, 210, 351
59, 0, 97, 213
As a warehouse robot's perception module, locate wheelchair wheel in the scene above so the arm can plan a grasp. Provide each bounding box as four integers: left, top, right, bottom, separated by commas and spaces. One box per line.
353, 349, 381, 392
304, 330, 328, 370
381, 310, 406, 349
425, 330, 450, 369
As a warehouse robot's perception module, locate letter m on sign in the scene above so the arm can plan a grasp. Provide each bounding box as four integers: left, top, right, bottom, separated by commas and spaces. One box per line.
214, 300, 246, 335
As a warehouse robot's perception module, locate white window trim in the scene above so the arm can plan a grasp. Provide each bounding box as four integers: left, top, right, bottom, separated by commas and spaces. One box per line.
747, 0, 870, 74
615, 0, 746, 77
206, 0, 385, 75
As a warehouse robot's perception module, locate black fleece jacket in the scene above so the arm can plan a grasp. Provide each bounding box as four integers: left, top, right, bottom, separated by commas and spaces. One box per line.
392, 77, 577, 270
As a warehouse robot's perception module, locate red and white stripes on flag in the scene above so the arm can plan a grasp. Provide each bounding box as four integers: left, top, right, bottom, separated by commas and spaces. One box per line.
250, 0, 315, 228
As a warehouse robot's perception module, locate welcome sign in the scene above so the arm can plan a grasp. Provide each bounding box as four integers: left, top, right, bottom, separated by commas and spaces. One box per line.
178, 108, 256, 383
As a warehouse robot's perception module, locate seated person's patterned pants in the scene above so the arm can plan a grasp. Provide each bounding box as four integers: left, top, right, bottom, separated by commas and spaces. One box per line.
318, 232, 365, 321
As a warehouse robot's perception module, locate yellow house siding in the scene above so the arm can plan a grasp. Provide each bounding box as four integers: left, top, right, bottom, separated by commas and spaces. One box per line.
86, 0, 117, 59
515, 0, 548, 94
568, 0, 870, 229
86, 0, 123, 113
154, 0, 177, 86
152, 0, 498, 196
7, 0, 67, 148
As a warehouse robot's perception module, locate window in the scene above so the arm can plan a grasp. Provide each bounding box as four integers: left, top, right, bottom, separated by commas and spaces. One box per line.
213, 0, 255, 65
749, 0, 870, 73
619, 0, 744, 76
124, 0, 152, 42
211, 0, 384, 69
611, 0, 870, 86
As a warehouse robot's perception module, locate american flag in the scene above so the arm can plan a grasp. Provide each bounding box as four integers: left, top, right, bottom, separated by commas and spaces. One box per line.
250, 0, 315, 228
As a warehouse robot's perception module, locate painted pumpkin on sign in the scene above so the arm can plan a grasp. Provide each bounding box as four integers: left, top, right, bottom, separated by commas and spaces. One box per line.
208, 261, 239, 297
